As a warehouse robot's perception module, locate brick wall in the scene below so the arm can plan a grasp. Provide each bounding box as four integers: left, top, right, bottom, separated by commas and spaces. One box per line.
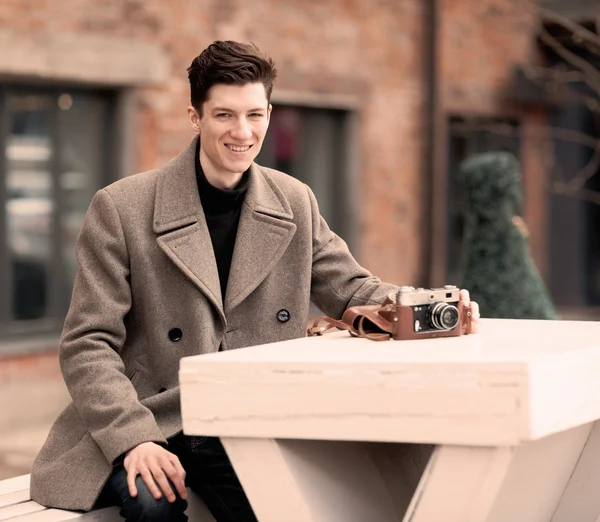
0, 0, 427, 286
441, 0, 540, 113
0, 0, 546, 289
440, 0, 551, 283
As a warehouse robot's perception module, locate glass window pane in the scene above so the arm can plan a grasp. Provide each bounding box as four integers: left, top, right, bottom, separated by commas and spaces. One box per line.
257, 106, 349, 240
58, 92, 107, 293
6, 94, 54, 321
446, 117, 521, 284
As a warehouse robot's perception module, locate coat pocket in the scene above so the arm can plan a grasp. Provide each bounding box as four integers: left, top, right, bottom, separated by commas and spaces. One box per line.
125, 353, 154, 398
127, 368, 141, 387
124, 353, 148, 385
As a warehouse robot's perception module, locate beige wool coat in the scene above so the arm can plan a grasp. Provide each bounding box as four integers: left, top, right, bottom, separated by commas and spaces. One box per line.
30, 135, 398, 511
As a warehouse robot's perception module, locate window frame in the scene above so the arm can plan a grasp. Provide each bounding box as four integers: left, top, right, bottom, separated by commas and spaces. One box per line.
444, 115, 522, 285
0, 84, 118, 346
256, 102, 358, 253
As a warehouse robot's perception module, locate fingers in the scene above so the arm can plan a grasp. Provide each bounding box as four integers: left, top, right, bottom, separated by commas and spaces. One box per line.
458, 289, 480, 334
470, 300, 480, 321
149, 465, 176, 502
153, 456, 187, 502
123, 443, 187, 503
468, 300, 480, 334
140, 466, 163, 501
169, 455, 188, 500
127, 466, 139, 498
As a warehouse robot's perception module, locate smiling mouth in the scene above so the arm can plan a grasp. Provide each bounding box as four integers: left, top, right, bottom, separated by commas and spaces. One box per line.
225, 144, 253, 153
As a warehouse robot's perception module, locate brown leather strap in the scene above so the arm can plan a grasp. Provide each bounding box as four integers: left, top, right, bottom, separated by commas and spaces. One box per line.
357, 315, 391, 341
307, 316, 355, 336
307, 305, 393, 340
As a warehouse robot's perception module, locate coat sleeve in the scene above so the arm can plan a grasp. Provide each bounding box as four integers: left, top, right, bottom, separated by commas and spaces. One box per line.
307, 185, 399, 319
59, 189, 167, 465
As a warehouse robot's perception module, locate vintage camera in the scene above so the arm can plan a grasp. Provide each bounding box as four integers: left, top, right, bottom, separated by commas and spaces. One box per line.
386, 285, 470, 340
307, 284, 471, 341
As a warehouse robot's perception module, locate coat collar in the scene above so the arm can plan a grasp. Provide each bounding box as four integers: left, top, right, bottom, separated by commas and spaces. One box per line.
154, 135, 296, 320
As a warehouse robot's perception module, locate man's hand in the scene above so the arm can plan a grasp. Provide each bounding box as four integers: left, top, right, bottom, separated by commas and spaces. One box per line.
123, 442, 187, 502
459, 289, 480, 334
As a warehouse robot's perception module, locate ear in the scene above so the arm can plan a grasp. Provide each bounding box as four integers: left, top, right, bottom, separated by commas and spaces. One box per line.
266, 104, 273, 123
187, 106, 202, 133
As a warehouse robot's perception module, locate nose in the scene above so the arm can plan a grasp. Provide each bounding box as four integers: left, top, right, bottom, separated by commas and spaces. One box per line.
230, 117, 252, 141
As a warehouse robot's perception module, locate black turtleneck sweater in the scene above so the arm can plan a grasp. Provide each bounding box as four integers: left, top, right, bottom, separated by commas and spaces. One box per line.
195, 142, 250, 300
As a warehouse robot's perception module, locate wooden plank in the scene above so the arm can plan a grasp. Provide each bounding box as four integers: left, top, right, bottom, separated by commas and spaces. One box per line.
0, 481, 215, 521
183, 363, 526, 445
181, 320, 600, 446
0, 500, 46, 520
181, 332, 529, 446
5, 499, 213, 521
0, 489, 31, 508
4, 506, 120, 520
529, 354, 600, 439
0, 474, 29, 496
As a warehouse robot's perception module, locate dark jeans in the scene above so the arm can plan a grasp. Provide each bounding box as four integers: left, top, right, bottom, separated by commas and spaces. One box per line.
96, 434, 257, 522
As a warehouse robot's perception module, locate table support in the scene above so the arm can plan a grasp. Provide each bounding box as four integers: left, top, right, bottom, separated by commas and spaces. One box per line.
222, 422, 593, 522
551, 421, 600, 522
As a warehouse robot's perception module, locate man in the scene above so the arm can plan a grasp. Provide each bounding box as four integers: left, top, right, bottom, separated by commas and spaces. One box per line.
31, 41, 480, 521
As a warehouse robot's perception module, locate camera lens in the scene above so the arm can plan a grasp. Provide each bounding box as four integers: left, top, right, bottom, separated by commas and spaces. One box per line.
428, 302, 459, 330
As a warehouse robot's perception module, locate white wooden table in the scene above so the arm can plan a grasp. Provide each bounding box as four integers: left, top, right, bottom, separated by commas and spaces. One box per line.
179, 318, 600, 522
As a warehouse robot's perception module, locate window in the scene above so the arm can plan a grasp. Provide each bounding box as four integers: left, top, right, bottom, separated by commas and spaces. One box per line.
0, 87, 116, 341
256, 105, 354, 248
446, 116, 521, 284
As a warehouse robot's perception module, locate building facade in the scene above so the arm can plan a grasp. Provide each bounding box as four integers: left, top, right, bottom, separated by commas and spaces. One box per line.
0, 0, 596, 354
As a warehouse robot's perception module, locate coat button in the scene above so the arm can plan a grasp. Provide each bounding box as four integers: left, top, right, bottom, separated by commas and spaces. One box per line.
168, 328, 182, 342
277, 309, 291, 323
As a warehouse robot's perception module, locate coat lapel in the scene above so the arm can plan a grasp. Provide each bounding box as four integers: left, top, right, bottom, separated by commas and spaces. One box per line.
153, 136, 224, 321
224, 164, 297, 315
153, 136, 297, 319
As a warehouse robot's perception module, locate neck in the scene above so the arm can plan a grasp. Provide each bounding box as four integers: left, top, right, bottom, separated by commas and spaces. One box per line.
199, 148, 243, 190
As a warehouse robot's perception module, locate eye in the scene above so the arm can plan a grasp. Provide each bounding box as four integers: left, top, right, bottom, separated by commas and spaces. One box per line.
216, 113, 231, 118
249, 113, 264, 118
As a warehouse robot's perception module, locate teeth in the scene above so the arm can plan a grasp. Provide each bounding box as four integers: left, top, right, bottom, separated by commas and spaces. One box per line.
227, 145, 250, 152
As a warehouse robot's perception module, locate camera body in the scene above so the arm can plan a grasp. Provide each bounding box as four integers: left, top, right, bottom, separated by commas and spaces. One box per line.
384, 285, 468, 340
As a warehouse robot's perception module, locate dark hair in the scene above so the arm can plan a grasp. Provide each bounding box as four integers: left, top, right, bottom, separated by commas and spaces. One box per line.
187, 41, 277, 113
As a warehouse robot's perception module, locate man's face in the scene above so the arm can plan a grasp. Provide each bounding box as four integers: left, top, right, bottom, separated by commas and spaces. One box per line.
188, 82, 272, 181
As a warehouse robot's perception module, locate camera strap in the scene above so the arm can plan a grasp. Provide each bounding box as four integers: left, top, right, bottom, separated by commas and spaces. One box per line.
307, 304, 395, 342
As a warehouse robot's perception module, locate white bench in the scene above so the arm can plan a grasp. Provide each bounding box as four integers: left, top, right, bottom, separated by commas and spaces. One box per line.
0, 474, 216, 521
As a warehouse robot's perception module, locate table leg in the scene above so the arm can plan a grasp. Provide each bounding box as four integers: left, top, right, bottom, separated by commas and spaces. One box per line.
406, 422, 592, 522
221, 438, 432, 522
551, 420, 600, 522
223, 422, 591, 522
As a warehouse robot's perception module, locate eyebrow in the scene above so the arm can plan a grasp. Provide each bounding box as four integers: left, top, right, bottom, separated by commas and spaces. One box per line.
212, 107, 266, 113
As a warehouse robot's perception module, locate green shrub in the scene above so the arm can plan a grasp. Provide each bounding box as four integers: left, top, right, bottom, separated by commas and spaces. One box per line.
458, 152, 557, 319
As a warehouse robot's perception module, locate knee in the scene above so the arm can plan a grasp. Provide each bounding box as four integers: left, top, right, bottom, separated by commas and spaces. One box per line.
121, 476, 188, 521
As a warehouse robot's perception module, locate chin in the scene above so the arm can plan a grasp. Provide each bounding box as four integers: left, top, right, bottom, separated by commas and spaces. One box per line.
231, 159, 253, 171
222, 163, 250, 175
